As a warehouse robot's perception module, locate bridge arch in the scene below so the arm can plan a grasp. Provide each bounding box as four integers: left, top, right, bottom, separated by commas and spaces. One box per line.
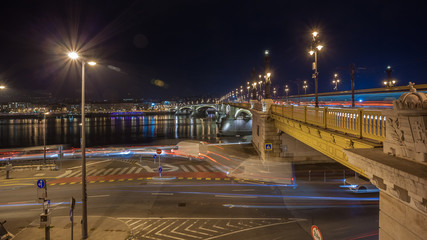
234, 108, 252, 119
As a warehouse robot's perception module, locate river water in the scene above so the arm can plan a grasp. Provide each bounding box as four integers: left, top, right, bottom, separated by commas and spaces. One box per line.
0, 114, 247, 149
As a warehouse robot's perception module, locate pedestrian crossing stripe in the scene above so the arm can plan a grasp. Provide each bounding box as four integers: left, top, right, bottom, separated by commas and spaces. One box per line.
48, 177, 234, 186
62, 164, 224, 178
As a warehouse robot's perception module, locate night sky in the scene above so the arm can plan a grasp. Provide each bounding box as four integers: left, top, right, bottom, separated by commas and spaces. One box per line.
0, 0, 426, 101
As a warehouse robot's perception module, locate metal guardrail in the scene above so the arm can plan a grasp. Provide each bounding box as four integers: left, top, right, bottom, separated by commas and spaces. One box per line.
271, 105, 386, 142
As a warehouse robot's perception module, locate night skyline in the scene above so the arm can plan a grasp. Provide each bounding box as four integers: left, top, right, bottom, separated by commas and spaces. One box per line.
0, 0, 426, 101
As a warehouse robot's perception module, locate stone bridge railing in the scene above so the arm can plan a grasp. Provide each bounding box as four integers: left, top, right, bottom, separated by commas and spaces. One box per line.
271, 105, 386, 142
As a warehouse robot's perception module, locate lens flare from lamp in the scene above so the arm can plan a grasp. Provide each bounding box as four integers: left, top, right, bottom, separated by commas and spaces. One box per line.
68, 52, 79, 60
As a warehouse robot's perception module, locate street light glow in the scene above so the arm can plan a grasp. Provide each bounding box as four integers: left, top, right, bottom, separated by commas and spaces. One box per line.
312, 31, 319, 37
68, 51, 79, 60
316, 45, 323, 50
0, 85, 5, 89
265, 50, 269, 55
267, 72, 271, 77
309, 50, 314, 55
88, 61, 97, 66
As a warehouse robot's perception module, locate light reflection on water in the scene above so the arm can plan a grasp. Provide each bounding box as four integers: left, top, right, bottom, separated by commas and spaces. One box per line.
0, 114, 221, 148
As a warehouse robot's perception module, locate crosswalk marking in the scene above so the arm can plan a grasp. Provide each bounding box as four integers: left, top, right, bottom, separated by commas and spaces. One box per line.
110, 168, 122, 175
188, 165, 198, 172
196, 165, 207, 172
63, 164, 219, 178
118, 167, 129, 175
180, 165, 190, 172
127, 167, 136, 174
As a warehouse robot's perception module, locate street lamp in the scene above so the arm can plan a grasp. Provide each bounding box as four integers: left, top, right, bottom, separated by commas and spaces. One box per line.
68, 51, 96, 239
309, 31, 323, 107
332, 73, 340, 91
273, 87, 277, 98
0, 85, 5, 89
43, 112, 50, 165
303, 80, 308, 95
284, 85, 289, 102
383, 66, 396, 88
252, 82, 257, 100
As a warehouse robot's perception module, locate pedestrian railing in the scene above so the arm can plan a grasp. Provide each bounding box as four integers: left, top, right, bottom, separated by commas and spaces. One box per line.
271, 104, 386, 142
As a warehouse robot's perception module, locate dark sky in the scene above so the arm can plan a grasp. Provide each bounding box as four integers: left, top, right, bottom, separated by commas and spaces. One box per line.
0, 0, 426, 101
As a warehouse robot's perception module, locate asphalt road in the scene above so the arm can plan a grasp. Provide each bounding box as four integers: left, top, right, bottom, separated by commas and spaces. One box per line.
0, 144, 379, 240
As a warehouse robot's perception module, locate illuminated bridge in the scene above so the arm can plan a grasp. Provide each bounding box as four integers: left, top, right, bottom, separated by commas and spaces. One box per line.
226, 85, 426, 240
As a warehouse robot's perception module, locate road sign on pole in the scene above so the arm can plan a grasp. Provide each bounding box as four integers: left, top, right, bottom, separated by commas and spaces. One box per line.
264, 143, 272, 151
156, 149, 162, 154
311, 225, 323, 240
37, 179, 46, 189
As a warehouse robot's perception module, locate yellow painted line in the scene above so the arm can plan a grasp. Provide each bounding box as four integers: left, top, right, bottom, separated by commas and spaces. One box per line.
0, 183, 34, 186
108, 180, 115, 182
215, 178, 220, 181
187, 177, 193, 180
50, 183, 57, 186
118, 179, 124, 181
234, 178, 240, 180
146, 177, 152, 180
70, 182, 77, 185
127, 178, 133, 181
178, 177, 184, 180
99, 180, 105, 183
59, 183, 66, 185
196, 177, 202, 180
137, 178, 143, 180
224, 178, 230, 180
206, 178, 211, 180
89, 181, 96, 184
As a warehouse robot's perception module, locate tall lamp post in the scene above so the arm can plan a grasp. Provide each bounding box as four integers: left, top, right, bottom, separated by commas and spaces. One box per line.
383, 66, 396, 87
43, 112, 50, 165
264, 50, 271, 99
332, 73, 340, 91
309, 31, 323, 107
284, 85, 289, 103
303, 80, 308, 95
68, 51, 96, 239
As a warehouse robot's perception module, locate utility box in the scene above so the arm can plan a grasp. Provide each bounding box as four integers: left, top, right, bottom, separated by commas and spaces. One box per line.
40, 213, 51, 227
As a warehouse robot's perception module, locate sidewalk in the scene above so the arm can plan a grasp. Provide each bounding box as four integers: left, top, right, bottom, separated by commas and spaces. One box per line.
13, 216, 131, 240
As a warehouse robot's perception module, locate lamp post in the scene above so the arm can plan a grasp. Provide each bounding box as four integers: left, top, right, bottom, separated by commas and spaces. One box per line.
284, 85, 289, 103
252, 82, 257, 100
332, 73, 340, 91
383, 66, 396, 87
273, 87, 277, 98
264, 50, 271, 99
309, 31, 323, 107
0, 85, 5, 90
303, 80, 308, 95
43, 112, 50, 165
68, 51, 96, 239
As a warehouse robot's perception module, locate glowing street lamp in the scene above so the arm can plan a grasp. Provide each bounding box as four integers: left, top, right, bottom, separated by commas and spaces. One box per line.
0, 85, 5, 90
68, 51, 96, 239
308, 31, 324, 107
303, 80, 308, 94
284, 85, 289, 102
332, 73, 340, 91
383, 65, 396, 87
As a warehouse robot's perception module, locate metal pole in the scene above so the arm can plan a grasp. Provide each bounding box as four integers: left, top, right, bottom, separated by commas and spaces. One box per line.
351, 64, 355, 108
314, 51, 319, 108
81, 60, 88, 239
43, 113, 47, 165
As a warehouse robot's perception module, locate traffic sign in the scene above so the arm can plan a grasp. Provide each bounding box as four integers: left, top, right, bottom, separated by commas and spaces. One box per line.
156, 149, 162, 154
264, 143, 272, 151
153, 154, 157, 159
311, 225, 323, 240
158, 167, 162, 173
37, 179, 46, 189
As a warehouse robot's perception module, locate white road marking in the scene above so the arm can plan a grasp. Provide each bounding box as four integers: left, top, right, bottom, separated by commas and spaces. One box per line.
110, 168, 122, 175
127, 167, 136, 174
196, 165, 208, 172
232, 189, 255, 192
188, 165, 198, 172
151, 193, 174, 196
184, 220, 211, 236
92, 169, 105, 176
67, 170, 82, 177
88, 195, 110, 198
171, 220, 203, 239
180, 165, 190, 172
118, 167, 129, 175
56, 170, 72, 178
128, 220, 142, 227
204, 220, 305, 240
205, 165, 217, 172
135, 167, 143, 174
86, 169, 98, 175
215, 195, 257, 199
143, 166, 154, 172
119, 217, 282, 220
102, 168, 114, 175
154, 220, 186, 240
67, 159, 111, 170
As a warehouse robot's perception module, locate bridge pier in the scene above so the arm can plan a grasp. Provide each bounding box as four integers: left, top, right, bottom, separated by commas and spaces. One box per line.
344, 87, 427, 240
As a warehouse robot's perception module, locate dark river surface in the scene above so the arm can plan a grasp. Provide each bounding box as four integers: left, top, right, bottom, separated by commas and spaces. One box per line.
0, 114, 248, 149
